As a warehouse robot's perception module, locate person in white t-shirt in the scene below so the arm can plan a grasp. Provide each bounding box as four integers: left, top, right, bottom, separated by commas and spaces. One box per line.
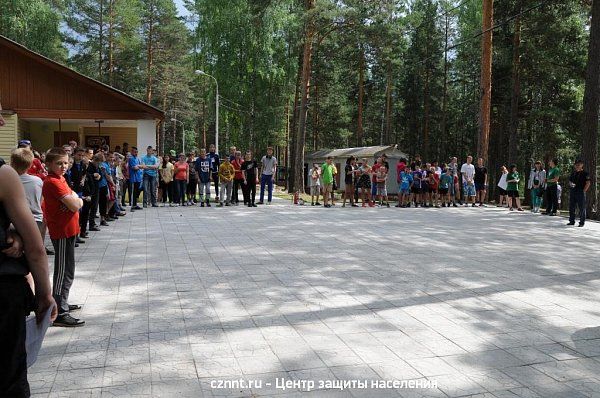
497, 165, 509, 207
460, 155, 476, 207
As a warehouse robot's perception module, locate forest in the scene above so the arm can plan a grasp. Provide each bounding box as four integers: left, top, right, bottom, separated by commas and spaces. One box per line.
1, 0, 599, 215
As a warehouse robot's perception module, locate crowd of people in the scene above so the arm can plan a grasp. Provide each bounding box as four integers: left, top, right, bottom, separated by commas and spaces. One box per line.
0, 111, 593, 395
308, 154, 590, 227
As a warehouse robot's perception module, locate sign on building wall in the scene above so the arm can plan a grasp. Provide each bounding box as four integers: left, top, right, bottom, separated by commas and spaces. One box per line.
85, 135, 110, 150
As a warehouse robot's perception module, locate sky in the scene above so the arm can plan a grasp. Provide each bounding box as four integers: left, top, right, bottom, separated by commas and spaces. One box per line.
174, 0, 191, 17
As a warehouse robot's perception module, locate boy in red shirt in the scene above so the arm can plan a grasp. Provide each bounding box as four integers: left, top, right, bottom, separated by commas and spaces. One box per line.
42, 148, 85, 327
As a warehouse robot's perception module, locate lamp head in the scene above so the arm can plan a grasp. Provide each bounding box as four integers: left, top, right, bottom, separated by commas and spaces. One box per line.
194, 70, 205, 76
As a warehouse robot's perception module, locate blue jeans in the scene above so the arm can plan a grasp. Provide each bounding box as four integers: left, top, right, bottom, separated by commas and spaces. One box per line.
569, 190, 586, 225
143, 174, 158, 206
260, 174, 273, 203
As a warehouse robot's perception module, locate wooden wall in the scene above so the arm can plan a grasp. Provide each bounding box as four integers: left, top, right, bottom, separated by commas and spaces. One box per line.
0, 113, 17, 160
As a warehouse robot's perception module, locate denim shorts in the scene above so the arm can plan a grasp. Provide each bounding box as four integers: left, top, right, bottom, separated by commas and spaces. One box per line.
463, 183, 476, 197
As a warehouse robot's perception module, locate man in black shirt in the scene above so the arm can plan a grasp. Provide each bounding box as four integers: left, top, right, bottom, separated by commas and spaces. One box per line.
567, 159, 591, 227
474, 158, 488, 207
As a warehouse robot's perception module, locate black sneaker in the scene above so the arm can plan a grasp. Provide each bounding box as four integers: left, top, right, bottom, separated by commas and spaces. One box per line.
567, 222, 575, 226
452, 203, 458, 207
53, 313, 85, 327
76, 237, 85, 244
578, 223, 585, 227
252, 203, 257, 207
256, 202, 265, 205
68, 304, 82, 311
46, 248, 55, 256
133, 205, 143, 210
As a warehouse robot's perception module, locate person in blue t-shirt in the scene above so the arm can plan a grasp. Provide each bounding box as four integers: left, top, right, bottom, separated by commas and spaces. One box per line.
207, 144, 220, 202
141, 146, 159, 207
194, 148, 212, 207
128, 146, 144, 211
396, 167, 413, 208
411, 166, 422, 207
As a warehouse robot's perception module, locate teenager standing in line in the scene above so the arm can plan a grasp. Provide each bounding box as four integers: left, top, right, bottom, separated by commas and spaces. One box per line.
258, 147, 278, 205
242, 151, 258, 207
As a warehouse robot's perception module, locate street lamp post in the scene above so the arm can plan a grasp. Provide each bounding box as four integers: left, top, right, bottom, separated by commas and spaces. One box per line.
171, 118, 185, 154
195, 70, 219, 155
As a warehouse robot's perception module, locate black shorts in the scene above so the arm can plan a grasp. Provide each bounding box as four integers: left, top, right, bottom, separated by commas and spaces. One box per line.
507, 190, 519, 198
439, 188, 448, 195
498, 188, 507, 195
421, 185, 429, 193
411, 186, 421, 194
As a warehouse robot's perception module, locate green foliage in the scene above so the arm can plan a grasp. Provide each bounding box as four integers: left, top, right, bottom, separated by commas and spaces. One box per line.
0, 0, 66, 60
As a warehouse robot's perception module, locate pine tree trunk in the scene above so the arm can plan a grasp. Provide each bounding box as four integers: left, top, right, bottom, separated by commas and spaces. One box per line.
384, 60, 392, 145
145, 2, 155, 103
288, 50, 304, 192
108, 0, 115, 86
292, 0, 316, 194
508, 1, 522, 165
357, 49, 365, 147
478, 0, 494, 163
582, 0, 600, 219
423, 67, 431, 159
99, 0, 104, 80
442, 15, 449, 156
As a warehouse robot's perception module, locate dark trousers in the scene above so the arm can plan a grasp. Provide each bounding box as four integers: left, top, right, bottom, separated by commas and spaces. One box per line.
89, 192, 99, 228
0, 276, 33, 398
233, 179, 244, 203
260, 174, 273, 202
187, 179, 198, 202
159, 181, 173, 203
121, 178, 130, 206
212, 173, 219, 198
99, 186, 108, 217
546, 185, 558, 214
79, 199, 91, 234
243, 181, 256, 204
569, 190, 586, 225
176, 180, 186, 204
51, 236, 76, 314
130, 181, 142, 207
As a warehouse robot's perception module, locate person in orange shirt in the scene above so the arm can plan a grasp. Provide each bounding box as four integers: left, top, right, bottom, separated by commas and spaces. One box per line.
42, 148, 84, 327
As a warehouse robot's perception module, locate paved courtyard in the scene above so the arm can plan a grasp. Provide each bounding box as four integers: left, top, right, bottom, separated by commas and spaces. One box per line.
30, 201, 600, 398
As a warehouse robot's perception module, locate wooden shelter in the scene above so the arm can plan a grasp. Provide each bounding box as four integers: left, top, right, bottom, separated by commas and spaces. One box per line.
305, 145, 409, 193
0, 35, 164, 159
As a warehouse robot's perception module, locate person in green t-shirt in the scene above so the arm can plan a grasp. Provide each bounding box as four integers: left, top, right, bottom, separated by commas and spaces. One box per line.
506, 164, 523, 211
321, 156, 335, 208
545, 158, 560, 216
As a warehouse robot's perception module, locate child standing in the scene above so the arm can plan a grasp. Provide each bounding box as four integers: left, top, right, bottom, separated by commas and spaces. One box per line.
397, 167, 413, 207
376, 165, 390, 207
174, 154, 189, 206
506, 164, 523, 211
310, 164, 321, 206
497, 166, 508, 207
195, 149, 212, 207
218, 157, 235, 206
411, 166, 423, 207
439, 169, 453, 207
428, 166, 440, 208
42, 148, 84, 327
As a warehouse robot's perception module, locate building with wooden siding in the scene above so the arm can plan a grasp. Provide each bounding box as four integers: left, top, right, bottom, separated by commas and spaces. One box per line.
0, 35, 164, 159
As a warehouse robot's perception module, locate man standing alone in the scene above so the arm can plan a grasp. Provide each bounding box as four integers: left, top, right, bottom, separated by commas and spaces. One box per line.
567, 159, 591, 227
258, 147, 278, 205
